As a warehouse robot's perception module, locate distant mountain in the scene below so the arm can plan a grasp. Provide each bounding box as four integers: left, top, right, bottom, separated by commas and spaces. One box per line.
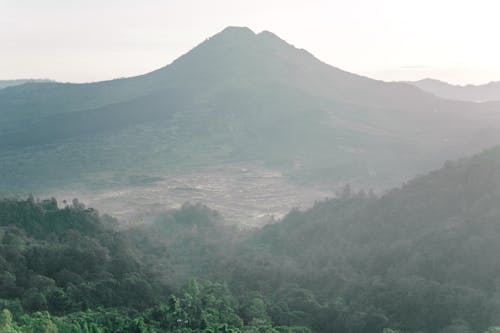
1, 27, 500, 207
0, 78, 53, 90
409, 78, 500, 102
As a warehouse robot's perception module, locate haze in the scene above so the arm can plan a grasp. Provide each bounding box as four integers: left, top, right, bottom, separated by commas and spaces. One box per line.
2, 0, 500, 84
3, 2, 500, 332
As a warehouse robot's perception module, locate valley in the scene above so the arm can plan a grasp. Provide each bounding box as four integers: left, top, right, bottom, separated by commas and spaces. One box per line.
48, 162, 334, 226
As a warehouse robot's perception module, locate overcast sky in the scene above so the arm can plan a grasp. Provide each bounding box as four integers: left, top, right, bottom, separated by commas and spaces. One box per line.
1, 0, 499, 84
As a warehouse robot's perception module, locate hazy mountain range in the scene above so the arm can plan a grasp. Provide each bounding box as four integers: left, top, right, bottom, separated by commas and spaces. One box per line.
408, 78, 500, 102
0, 79, 53, 90
1, 26, 500, 221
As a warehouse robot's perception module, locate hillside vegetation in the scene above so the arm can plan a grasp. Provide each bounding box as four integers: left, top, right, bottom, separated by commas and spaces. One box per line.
2, 147, 500, 332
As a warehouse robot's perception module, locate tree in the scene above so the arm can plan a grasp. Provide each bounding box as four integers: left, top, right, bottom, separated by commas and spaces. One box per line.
23, 311, 58, 333
0, 309, 20, 333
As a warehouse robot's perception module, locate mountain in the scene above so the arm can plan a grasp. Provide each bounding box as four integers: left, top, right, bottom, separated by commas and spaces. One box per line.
409, 78, 500, 102
1, 27, 500, 221
0, 79, 53, 90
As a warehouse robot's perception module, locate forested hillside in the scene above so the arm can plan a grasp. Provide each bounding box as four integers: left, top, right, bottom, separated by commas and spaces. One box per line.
0, 199, 305, 333
2, 146, 500, 332
245, 146, 500, 333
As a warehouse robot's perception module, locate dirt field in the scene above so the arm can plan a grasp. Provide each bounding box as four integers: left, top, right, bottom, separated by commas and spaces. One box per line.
51, 163, 334, 226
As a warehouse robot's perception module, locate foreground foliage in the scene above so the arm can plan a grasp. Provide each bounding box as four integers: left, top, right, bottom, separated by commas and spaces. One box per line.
3, 147, 500, 332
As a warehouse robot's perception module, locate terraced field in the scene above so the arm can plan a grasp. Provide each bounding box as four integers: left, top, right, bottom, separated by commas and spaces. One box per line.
50, 162, 334, 226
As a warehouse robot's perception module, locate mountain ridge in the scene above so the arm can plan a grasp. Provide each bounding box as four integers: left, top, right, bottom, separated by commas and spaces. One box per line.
0, 78, 53, 90
1, 27, 500, 221
408, 77, 500, 102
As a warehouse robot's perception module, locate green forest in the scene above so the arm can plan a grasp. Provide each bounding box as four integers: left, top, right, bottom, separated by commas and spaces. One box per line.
3, 146, 500, 333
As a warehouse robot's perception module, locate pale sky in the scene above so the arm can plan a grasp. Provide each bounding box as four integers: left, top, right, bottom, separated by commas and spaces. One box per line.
1, 0, 499, 85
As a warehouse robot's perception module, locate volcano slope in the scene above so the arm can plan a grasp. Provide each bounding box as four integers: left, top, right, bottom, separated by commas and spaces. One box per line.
1, 27, 500, 222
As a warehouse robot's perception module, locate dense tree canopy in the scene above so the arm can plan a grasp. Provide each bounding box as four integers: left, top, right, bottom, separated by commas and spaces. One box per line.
3, 147, 500, 332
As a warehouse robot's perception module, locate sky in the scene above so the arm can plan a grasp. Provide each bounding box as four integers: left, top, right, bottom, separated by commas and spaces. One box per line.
1, 0, 500, 85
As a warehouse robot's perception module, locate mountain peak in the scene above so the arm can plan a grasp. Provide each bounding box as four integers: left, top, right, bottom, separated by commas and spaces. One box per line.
257, 30, 279, 39
210, 27, 288, 46
169, 26, 296, 69
256, 30, 289, 45
192, 27, 296, 54
216, 26, 255, 38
